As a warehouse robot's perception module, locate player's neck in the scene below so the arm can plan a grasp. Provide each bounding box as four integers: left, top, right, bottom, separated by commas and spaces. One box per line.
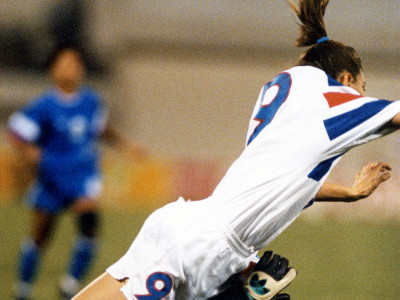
56, 85, 79, 101
56, 84, 79, 99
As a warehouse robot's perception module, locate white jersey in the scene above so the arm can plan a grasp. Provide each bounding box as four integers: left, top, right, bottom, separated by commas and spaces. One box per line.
204, 66, 400, 251
108, 66, 400, 299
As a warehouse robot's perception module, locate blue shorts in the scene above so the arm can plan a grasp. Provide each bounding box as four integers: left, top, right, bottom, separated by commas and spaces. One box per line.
26, 173, 102, 214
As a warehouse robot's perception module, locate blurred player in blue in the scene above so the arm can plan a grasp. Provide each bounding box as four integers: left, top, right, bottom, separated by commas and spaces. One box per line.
7, 46, 145, 300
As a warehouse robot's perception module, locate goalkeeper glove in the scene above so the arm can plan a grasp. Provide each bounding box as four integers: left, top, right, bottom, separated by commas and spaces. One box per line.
244, 251, 296, 300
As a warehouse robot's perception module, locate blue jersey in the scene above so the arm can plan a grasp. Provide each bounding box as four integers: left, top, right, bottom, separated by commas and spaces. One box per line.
8, 87, 107, 212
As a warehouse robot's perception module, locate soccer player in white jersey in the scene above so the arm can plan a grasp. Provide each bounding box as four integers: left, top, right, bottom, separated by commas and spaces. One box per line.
73, 0, 400, 299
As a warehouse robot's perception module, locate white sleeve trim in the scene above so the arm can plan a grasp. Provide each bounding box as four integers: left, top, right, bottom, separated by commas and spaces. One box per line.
8, 112, 41, 142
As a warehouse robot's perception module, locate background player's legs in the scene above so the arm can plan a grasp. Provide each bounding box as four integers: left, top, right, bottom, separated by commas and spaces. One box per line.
60, 198, 100, 299
15, 210, 58, 299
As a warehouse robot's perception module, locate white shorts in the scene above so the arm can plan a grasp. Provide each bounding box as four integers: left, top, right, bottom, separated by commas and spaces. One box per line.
107, 198, 257, 300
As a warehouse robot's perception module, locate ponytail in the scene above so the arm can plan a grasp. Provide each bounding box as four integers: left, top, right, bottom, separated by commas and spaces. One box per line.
287, 0, 329, 47
287, 0, 363, 80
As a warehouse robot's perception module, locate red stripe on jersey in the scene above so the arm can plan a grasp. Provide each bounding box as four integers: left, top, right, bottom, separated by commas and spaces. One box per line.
323, 92, 363, 108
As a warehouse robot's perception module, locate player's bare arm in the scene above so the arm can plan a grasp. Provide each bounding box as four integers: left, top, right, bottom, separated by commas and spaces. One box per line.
7, 130, 41, 166
101, 123, 147, 161
315, 162, 391, 202
390, 111, 400, 127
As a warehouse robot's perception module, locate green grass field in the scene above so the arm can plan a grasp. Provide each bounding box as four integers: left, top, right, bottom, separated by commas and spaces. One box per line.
1, 200, 399, 300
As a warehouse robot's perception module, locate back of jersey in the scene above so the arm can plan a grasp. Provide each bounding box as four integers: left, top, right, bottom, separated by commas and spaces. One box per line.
206, 66, 400, 251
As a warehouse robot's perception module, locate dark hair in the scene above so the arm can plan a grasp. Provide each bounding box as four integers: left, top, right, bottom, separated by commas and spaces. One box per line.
288, 0, 363, 80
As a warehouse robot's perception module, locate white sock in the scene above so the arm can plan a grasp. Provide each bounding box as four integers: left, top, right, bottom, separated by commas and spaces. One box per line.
59, 274, 80, 296
14, 281, 32, 298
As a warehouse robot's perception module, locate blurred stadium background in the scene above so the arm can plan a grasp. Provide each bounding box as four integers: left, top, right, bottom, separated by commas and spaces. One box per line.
0, 1, 399, 299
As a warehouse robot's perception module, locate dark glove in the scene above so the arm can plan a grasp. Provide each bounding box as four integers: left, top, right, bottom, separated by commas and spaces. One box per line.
244, 251, 296, 300
272, 293, 290, 300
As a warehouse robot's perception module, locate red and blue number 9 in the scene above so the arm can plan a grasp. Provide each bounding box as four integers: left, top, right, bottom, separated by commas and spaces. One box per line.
247, 73, 292, 145
135, 272, 173, 300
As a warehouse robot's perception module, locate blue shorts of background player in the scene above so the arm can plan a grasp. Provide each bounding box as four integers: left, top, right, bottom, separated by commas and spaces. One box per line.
15, 170, 103, 300
27, 173, 102, 214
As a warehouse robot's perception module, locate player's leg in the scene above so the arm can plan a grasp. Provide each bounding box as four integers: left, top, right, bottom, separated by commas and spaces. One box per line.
14, 209, 58, 299
59, 198, 100, 299
72, 272, 127, 300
